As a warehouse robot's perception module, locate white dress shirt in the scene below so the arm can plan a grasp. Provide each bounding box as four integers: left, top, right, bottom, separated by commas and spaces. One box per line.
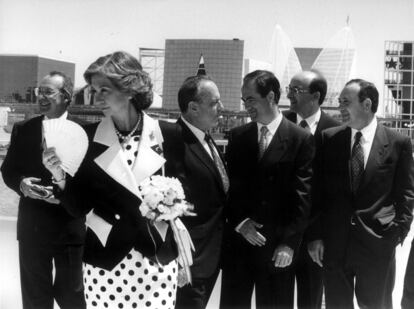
256, 112, 283, 150
297, 108, 321, 135
350, 117, 377, 169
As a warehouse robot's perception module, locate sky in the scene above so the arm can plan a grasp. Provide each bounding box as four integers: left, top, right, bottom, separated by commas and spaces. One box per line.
1, 0, 414, 94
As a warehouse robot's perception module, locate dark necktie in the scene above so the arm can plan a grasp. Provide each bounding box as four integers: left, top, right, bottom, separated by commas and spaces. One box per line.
258, 125, 269, 159
351, 131, 364, 193
299, 119, 309, 130
205, 134, 229, 192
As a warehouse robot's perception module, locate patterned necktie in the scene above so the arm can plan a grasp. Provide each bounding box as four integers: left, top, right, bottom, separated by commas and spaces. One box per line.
299, 119, 309, 130
258, 125, 269, 159
351, 131, 364, 193
205, 134, 229, 193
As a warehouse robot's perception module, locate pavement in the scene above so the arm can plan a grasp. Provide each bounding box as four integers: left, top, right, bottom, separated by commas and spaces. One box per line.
0, 215, 412, 309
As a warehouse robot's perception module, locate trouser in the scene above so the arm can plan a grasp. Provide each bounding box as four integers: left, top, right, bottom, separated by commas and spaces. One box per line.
19, 241, 86, 309
175, 267, 220, 309
324, 233, 396, 309
293, 242, 323, 309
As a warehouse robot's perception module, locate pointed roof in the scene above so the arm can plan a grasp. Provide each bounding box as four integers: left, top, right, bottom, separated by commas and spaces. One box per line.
196, 54, 207, 76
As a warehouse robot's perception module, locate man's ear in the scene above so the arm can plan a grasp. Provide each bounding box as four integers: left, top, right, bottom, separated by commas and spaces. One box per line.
266, 91, 275, 104
362, 98, 372, 112
188, 101, 198, 114
312, 91, 321, 103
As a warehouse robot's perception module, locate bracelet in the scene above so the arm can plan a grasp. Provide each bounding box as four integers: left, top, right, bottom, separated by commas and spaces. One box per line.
52, 172, 66, 184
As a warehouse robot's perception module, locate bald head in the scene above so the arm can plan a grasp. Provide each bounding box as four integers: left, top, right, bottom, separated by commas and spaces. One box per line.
287, 70, 327, 118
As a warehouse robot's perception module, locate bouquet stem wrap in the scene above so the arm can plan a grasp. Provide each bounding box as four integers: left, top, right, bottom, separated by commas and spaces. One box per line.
170, 218, 195, 287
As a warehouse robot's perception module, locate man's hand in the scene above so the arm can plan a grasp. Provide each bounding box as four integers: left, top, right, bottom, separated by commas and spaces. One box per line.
308, 239, 324, 267
44, 195, 60, 205
239, 219, 266, 246
42, 147, 65, 181
20, 177, 44, 199
272, 245, 294, 268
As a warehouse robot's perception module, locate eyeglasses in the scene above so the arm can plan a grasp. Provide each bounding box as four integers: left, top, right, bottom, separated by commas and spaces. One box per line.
286, 86, 310, 95
34, 87, 69, 98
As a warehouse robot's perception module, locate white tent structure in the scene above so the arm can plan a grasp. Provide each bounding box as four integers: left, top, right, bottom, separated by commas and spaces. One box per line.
311, 26, 357, 107
268, 24, 302, 92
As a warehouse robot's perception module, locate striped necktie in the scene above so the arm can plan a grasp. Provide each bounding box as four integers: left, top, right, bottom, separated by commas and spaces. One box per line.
351, 131, 364, 193
205, 134, 229, 193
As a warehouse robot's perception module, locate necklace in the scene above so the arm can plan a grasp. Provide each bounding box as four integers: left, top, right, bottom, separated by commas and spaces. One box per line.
114, 114, 142, 143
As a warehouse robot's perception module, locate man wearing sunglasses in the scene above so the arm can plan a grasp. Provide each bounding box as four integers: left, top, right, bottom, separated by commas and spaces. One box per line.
284, 70, 340, 309
1, 71, 86, 309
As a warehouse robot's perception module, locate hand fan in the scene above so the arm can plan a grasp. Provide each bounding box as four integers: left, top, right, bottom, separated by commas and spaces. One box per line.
43, 118, 88, 176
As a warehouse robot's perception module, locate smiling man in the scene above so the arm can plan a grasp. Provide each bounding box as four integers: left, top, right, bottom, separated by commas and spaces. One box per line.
310, 79, 414, 309
1, 71, 86, 309
220, 70, 314, 309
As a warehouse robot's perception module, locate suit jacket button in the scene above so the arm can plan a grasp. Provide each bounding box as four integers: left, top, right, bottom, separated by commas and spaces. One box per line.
115, 214, 121, 220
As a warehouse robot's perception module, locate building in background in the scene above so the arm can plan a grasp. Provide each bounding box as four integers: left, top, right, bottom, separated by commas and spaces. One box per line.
139, 48, 165, 97
383, 41, 414, 138
0, 55, 75, 103
162, 39, 244, 111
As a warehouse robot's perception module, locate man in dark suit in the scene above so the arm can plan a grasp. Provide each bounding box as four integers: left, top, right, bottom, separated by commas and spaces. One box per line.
284, 70, 340, 309
309, 79, 414, 309
1, 72, 86, 309
220, 70, 314, 308
160, 75, 228, 309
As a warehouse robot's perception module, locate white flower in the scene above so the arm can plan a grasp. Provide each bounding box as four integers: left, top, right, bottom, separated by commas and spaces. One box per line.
139, 204, 150, 216
138, 175, 195, 221
143, 188, 164, 209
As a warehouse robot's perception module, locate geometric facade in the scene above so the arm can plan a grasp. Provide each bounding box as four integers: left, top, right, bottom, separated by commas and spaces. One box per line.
384, 41, 414, 137
162, 39, 244, 111
0, 55, 75, 103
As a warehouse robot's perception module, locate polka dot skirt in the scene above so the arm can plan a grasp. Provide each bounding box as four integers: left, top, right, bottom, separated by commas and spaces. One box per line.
84, 249, 178, 308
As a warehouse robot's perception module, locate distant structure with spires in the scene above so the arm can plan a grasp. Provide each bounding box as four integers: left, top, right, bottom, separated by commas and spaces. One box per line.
162, 39, 244, 111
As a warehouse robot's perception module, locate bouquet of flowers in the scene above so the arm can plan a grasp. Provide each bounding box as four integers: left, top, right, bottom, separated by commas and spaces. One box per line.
138, 175, 195, 286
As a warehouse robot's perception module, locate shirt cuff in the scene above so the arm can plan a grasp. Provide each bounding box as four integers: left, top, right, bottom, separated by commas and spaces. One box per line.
235, 218, 250, 232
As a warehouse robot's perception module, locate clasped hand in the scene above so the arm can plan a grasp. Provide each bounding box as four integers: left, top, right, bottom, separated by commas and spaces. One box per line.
20, 177, 60, 204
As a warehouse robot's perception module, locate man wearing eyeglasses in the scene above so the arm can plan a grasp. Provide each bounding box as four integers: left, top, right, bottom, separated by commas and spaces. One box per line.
284, 71, 340, 309
220, 70, 314, 308
1, 71, 86, 309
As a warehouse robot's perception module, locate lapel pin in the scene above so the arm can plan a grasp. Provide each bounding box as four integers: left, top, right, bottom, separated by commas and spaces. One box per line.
149, 131, 155, 141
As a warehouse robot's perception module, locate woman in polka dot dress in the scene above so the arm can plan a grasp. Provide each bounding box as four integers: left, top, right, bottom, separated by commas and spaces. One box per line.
50, 51, 179, 308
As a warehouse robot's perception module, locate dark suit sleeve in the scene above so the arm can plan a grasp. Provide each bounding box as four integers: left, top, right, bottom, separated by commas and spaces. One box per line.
282, 132, 315, 249
391, 137, 414, 243
306, 132, 326, 242
225, 130, 251, 227
1, 123, 24, 195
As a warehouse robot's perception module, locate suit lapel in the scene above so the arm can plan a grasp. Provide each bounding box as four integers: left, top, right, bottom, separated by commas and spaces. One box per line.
132, 114, 166, 184
177, 118, 223, 187
92, 114, 166, 199
357, 124, 388, 195
93, 117, 141, 198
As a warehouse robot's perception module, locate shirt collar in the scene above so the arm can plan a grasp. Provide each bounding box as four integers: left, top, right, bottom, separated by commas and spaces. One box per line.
351, 117, 377, 143
181, 116, 207, 144
43, 111, 68, 121
257, 112, 283, 136
297, 108, 321, 128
